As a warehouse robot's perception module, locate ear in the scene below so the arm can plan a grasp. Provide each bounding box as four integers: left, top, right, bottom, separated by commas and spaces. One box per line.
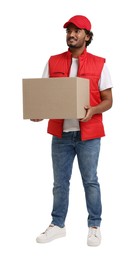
85, 34, 90, 42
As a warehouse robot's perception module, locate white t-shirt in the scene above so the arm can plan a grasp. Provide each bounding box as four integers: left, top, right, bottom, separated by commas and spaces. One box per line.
42, 58, 113, 132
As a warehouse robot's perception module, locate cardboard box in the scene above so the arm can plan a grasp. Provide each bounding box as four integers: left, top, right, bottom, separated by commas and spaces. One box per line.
22, 77, 89, 119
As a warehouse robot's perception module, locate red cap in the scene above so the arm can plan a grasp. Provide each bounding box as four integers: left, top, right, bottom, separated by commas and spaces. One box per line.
63, 15, 91, 31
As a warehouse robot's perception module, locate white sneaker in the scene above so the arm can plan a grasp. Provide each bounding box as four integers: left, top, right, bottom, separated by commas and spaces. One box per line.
87, 227, 101, 246
36, 224, 66, 243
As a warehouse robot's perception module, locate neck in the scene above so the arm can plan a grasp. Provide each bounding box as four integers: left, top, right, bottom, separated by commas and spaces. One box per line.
69, 45, 86, 58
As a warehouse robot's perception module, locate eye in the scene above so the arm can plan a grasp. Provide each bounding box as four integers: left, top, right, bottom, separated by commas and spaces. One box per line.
66, 28, 70, 34
75, 29, 81, 34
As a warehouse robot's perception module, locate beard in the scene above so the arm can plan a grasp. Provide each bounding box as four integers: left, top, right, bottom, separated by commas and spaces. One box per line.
67, 44, 79, 49
67, 37, 86, 49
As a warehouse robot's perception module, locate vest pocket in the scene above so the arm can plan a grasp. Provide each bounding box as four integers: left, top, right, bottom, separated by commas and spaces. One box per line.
80, 73, 99, 78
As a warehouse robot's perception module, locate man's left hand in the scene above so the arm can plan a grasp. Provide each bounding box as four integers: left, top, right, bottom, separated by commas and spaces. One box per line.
80, 105, 94, 122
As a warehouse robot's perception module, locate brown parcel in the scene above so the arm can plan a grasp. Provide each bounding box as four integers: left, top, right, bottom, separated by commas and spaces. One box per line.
22, 77, 89, 119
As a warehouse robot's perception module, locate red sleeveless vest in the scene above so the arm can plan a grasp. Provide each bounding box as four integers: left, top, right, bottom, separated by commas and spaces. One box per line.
47, 48, 105, 141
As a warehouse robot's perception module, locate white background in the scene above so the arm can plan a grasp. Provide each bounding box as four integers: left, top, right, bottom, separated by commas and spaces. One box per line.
0, 0, 140, 259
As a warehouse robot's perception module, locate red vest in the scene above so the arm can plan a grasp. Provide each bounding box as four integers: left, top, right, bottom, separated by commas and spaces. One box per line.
47, 48, 105, 141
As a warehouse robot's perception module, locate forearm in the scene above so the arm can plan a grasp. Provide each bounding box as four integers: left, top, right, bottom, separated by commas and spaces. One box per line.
81, 88, 113, 122
91, 99, 113, 115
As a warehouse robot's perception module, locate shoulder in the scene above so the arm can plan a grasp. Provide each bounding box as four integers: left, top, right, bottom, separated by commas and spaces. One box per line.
101, 63, 111, 77
49, 51, 68, 60
99, 63, 113, 91
86, 52, 106, 62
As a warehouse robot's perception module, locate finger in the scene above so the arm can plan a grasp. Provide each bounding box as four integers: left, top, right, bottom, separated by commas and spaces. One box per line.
84, 105, 90, 109
80, 117, 88, 122
80, 116, 92, 122
30, 119, 43, 122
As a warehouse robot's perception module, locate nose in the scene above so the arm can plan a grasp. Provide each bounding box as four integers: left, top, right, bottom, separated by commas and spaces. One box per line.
69, 30, 75, 37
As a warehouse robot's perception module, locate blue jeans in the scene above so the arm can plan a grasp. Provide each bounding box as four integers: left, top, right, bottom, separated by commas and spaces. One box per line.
51, 131, 102, 228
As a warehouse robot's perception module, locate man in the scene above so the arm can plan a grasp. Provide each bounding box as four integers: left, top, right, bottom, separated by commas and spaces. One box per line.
33, 15, 113, 246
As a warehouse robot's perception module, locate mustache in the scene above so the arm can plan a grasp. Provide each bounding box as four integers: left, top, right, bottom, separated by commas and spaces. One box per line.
67, 37, 77, 41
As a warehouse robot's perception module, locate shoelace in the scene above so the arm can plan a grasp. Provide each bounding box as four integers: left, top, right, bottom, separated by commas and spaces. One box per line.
42, 225, 54, 234
88, 228, 98, 238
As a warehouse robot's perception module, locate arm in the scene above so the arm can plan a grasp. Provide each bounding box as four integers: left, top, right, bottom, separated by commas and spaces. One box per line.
80, 88, 113, 122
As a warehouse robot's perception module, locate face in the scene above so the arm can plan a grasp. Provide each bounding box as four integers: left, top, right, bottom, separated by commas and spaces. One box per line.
66, 24, 90, 49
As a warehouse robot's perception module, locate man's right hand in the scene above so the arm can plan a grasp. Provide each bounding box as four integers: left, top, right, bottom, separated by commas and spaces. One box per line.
30, 119, 43, 122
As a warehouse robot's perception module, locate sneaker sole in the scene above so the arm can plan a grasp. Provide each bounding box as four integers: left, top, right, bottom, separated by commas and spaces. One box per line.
36, 232, 66, 243
87, 240, 101, 247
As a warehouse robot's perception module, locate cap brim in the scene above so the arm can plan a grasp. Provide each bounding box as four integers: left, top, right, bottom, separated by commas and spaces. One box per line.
63, 21, 81, 28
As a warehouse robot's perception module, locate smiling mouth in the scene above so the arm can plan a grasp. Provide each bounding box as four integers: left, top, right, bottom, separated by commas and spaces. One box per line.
68, 38, 77, 42
68, 40, 77, 45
